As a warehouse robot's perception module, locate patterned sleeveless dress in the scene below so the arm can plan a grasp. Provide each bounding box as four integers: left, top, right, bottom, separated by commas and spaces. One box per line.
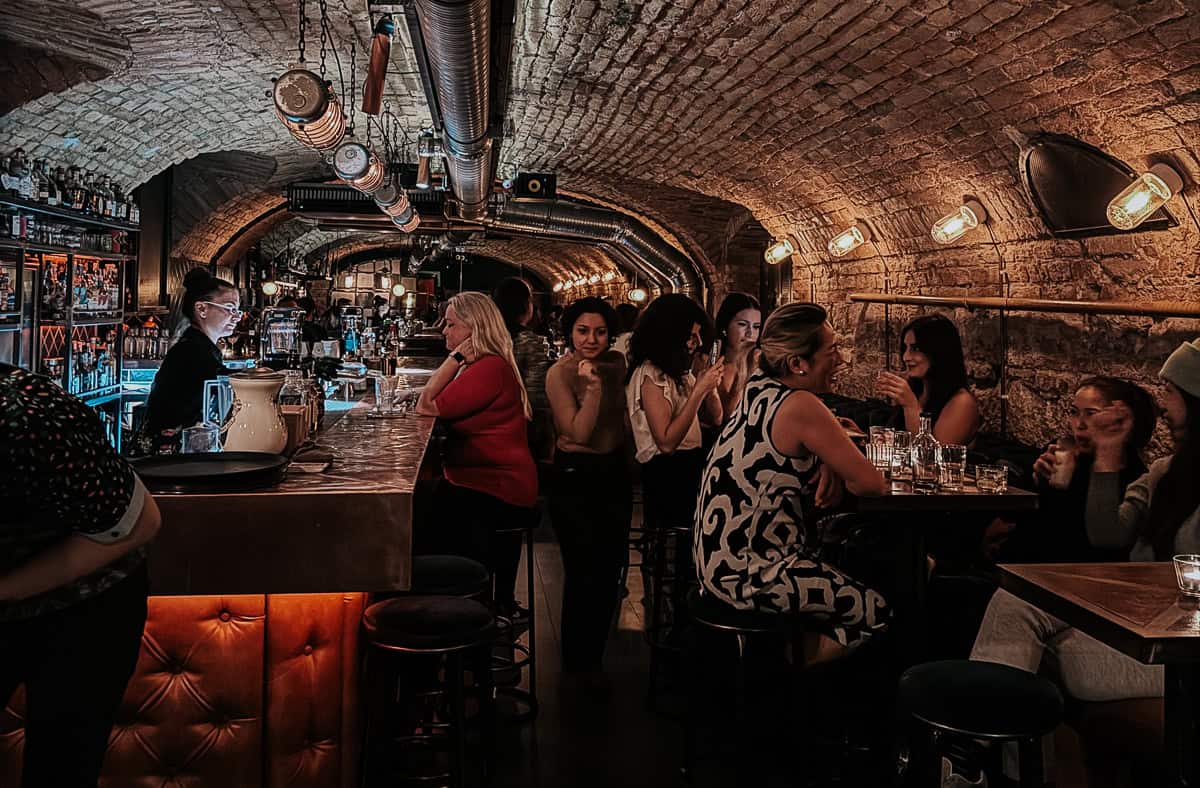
693, 372, 889, 648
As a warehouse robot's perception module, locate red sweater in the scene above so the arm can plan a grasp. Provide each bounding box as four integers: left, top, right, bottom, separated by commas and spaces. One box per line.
435, 354, 537, 508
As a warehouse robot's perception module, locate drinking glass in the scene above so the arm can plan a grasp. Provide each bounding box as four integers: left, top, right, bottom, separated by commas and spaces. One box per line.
1174, 555, 1200, 597
977, 464, 1008, 493
182, 423, 221, 454
890, 430, 913, 482
867, 426, 894, 476
938, 444, 967, 491
373, 374, 400, 414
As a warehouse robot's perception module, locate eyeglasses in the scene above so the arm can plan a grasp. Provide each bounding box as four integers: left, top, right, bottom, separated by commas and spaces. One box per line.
200, 301, 243, 318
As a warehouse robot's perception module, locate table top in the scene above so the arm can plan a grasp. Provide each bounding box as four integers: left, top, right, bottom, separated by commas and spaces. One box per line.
856, 480, 1038, 513
1000, 563, 1200, 665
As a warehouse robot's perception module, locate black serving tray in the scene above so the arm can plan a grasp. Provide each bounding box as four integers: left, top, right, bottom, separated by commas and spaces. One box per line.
130, 452, 289, 493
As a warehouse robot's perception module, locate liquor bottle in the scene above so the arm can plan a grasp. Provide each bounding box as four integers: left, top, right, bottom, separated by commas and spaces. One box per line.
32, 159, 48, 204
127, 189, 140, 224
100, 176, 114, 218
113, 182, 126, 221
67, 166, 86, 211
0, 154, 13, 196
55, 166, 70, 209
82, 173, 97, 214
14, 150, 34, 201
911, 414, 941, 494
42, 161, 60, 207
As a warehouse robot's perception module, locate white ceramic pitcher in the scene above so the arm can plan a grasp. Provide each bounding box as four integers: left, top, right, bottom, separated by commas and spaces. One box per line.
223, 369, 287, 453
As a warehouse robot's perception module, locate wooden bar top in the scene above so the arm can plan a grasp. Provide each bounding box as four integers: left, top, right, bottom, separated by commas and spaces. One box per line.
857, 481, 1038, 513
1001, 563, 1200, 665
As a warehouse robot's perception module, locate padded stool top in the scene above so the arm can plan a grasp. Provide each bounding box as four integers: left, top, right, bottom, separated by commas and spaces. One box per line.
411, 555, 491, 597
364, 595, 498, 652
687, 588, 795, 636
898, 660, 1064, 740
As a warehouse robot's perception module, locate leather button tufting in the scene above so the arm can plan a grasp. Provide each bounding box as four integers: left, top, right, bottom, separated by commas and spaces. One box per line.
303, 644, 314, 655
220, 611, 231, 622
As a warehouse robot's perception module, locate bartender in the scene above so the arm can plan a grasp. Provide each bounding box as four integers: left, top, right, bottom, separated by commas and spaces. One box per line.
136, 268, 237, 453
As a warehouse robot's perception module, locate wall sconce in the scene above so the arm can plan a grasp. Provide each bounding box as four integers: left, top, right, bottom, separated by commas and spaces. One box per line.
588, 273, 601, 284
391, 282, 406, 297
1107, 163, 1184, 230
562, 280, 574, 291
333, 142, 386, 194
763, 237, 795, 265
552, 282, 564, 293
602, 271, 616, 282
261, 280, 279, 297
272, 69, 347, 151
574, 277, 587, 288
827, 223, 870, 257
627, 287, 648, 304
931, 200, 986, 244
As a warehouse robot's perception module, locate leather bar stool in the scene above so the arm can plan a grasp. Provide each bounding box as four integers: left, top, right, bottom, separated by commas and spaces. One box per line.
895, 660, 1064, 788
410, 555, 492, 599
362, 595, 499, 788
682, 587, 797, 781
491, 522, 538, 721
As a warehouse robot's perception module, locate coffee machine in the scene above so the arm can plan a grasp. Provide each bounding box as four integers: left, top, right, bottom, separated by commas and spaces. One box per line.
259, 307, 304, 369
339, 306, 364, 356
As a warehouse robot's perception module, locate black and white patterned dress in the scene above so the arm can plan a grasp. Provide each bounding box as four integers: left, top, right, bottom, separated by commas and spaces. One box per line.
694, 372, 889, 648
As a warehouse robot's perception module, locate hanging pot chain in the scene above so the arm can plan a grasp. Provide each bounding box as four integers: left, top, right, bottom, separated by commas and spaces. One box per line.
297, 0, 307, 63
318, 0, 330, 79
348, 43, 356, 135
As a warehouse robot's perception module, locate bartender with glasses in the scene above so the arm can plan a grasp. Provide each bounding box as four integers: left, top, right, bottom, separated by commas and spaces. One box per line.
136, 268, 238, 453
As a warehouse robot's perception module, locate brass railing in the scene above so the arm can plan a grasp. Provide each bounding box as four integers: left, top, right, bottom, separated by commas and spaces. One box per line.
848, 293, 1200, 319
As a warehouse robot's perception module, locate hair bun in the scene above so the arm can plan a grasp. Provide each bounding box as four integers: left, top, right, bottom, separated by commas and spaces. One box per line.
183, 267, 216, 291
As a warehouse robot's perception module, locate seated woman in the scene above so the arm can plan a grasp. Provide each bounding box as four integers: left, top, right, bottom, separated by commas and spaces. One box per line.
136, 268, 238, 454
712, 292, 762, 420
625, 293, 723, 532
415, 292, 537, 612
545, 297, 631, 673
876, 313, 981, 446
972, 338, 1200, 703
695, 303, 889, 661
999, 377, 1155, 564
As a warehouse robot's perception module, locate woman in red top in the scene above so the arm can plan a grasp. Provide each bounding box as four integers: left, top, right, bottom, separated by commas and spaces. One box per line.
417, 292, 537, 610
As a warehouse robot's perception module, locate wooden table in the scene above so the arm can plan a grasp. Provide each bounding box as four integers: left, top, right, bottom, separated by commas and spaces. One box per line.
1001, 563, 1200, 788
857, 481, 1038, 661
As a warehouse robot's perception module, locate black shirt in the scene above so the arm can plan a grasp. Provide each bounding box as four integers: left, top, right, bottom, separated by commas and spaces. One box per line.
143, 326, 229, 436
0, 365, 148, 621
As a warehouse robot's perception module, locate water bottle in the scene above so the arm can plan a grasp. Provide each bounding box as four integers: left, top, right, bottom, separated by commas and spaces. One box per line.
912, 414, 941, 494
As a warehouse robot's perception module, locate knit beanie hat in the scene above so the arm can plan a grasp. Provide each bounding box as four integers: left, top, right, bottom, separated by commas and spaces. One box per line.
1160, 338, 1200, 399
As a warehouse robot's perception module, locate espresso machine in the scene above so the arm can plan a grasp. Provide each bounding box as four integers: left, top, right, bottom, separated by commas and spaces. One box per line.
339, 306, 364, 356
259, 307, 304, 369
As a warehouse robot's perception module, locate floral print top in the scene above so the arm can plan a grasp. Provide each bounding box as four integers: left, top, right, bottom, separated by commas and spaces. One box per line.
0, 364, 148, 621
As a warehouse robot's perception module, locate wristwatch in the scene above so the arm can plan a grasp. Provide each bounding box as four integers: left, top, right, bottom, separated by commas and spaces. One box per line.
450, 351, 466, 364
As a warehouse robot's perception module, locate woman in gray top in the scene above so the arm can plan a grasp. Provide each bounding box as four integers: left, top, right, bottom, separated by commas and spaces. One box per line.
971, 338, 1200, 703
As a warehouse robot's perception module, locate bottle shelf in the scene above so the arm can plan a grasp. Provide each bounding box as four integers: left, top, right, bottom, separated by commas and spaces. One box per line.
41, 315, 124, 327
0, 238, 134, 261
81, 386, 123, 406
0, 195, 140, 232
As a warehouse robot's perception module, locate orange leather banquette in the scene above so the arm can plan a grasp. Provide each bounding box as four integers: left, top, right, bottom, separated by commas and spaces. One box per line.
0, 592, 365, 787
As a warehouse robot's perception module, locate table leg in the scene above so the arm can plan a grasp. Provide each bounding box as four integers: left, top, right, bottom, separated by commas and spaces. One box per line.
1165, 663, 1200, 787
893, 515, 928, 665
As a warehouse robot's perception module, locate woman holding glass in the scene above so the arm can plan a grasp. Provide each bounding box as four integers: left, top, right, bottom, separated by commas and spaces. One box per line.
712, 292, 762, 420
137, 268, 237, 454
875, 313, 980, 446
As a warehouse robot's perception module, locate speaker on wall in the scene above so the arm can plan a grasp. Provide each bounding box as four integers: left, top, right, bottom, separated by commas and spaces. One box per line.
513, 173, 556, 199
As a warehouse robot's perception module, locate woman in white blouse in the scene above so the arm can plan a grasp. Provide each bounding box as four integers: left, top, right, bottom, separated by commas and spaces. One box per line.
625, 294, 723, 532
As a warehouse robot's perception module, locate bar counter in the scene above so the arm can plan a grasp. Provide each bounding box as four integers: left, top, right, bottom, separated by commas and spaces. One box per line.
149, 397, 435, 595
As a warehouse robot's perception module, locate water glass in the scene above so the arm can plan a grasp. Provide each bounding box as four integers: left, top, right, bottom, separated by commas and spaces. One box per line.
890, 430, 913, 482
976, 464, 1008, 493
866, 426, 894, 474
182, 423, 221, 454
1174, 555, 1200, 597
938, 444, 967, 491
373, 374, 399, 414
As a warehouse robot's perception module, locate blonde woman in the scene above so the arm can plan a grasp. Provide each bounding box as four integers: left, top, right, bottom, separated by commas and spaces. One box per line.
416, 292, 537, 611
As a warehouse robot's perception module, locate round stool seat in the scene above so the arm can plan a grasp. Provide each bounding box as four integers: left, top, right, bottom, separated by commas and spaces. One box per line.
687, 588, 795, 636
898, 660, 1064, 740
364, 596, 498, 652
410, 555, 491, 597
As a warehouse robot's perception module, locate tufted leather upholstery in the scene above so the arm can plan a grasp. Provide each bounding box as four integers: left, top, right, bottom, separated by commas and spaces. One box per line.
0, 593, 364, 788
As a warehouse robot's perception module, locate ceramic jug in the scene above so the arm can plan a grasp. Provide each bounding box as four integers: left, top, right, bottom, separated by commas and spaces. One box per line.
223, 369, 287, 453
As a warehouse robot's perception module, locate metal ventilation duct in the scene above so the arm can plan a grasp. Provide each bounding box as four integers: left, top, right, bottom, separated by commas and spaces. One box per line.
411, 0, 493, 221
486, 198, 701, 296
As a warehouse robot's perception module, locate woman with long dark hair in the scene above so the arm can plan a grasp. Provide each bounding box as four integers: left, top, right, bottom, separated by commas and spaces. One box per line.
493, 277, 552, 458
137, 268, 237, 453
876, 313, 980, 445
712, 292, 762, 420
545, 297, 631, 673
625, 294, 723, 531
972, 338, 1200, 703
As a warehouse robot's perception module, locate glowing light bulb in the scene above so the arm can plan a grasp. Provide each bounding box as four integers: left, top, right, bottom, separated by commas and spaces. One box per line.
343, 273, 355, 289
602, 271, 615, 282
1107, 163, 1184, 230
392, 283, 406, 297
552, 282, 564, 292
931, 200, 986, 244
574, 277, 587, 287
763, 237, 795, 265
563, 280, 574, 291
627, 287, 648, 303
588, 273, 601, 284
827, 225, 868, 257
261, 280, 279, 296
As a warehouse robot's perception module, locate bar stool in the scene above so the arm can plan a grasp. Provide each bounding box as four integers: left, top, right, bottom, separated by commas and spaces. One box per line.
362, 595, 498, 788
491, 521, 538, 721
682, 588, 795, 780
645, 524, 695, 710
895, 660, 1064, 788
409, 554, 492, 599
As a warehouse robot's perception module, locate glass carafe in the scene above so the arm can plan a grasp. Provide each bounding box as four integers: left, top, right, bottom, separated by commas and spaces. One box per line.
912, 414, 941, 494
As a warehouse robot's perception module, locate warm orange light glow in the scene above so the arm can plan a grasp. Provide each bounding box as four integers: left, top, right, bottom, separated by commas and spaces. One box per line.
764, 237, 795, 265
827, 225, 868, 257
931, 200, 986, 244
627, 287, 648, 303
1107, 163, 1184, 230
